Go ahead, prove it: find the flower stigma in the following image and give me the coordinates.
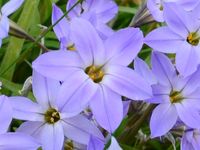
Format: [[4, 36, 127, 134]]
[[170, 91, 183, 103], [85, 65, 104, 83], [44, 108, 60, 124], [187, 32, 200, 46]]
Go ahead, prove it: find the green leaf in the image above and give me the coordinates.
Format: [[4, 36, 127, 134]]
[[0, 0, 40, 80], [119, 6, 137, 14], [0, 77, 22, 94]]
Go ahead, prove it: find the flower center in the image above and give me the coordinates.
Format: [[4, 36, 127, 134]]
[[187, 32, 200, 46], [85, 65, 104, 83], [44, 108, 60, 124], [170, 91, 183, 103]]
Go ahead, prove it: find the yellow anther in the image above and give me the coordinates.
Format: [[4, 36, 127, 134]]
[[44, 108, 60, 124], [50, 118, 54, 123], [170, 91, 183, 103], [187, 32, 200, 46], [67, 43, 76, 51], [85, 65, 104, 83]]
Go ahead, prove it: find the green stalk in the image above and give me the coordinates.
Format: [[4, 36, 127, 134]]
[[118, 104, 156, 145]]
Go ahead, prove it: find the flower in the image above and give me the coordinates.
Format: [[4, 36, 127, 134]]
[[0, 0, 24, 47], [52, 0, 118, 50], [33, 18, 152, 133], [0, 95, 40, 150], [181, 129, 200, 150], [10, 71, 104, 150], [145, 2, 200, 76], [147, 0, 200, 22], [146, 52, 200, 137]]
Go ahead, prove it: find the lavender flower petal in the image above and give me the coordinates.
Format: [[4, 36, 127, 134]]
[[103, 65, 152, 100], [145, 27, 185, 53], [90, 86, 123, 133], [70, 18, 106, 66], [32, 71, 60, 109], [151, 52, 176, 87], [105, 27, 143, 66], [150, 103, 178, 138], [32, 51, 83, 81], [61, 115, 104, 144], [9, 96, 44, 121], [87, 135, 104, 150], [40, 123, 64, 150], [0, 132, 40, 150], [52, 4, 70, 47], [1, 0, 24, 16], [0, 96, 12, 134]]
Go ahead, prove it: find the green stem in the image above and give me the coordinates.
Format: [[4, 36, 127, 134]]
[[118, 104, 156, 145]]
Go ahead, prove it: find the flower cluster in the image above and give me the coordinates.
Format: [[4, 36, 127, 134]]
[[1, 0, 200, 150]]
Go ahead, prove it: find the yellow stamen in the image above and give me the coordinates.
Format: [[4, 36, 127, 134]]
[[85, 65, 104, 83], [187, 32, 200, 46], [67, 43, 76, 51], [170, 91, 183, 103], [44, 108, 60, 124]]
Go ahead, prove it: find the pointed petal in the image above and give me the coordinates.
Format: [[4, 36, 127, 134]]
[[1, 0, 24, 16], [103, 65, 152, 100], [61, 79, 98, 113], [32, 50, 82, 81], [181, 67, 200, 96], [163, 2, 199, 36], [70, 18, 105, 66], [147, 84, 171, 103], [62, 115, 104, 144], [183, 87, 200, 99], [0, 16, 9, 38], [123, 101, 131, 117], [176, 100, 200, 128], [0, 133, 40, 150], [178, 0, 200, 11], [176, 45, 199, 77], [95, 23, 114, 40], [52, 4, 69, 46], [151, 51, 176, 87], [90, 0, 118, 23], [87, 135, 105, 150], [108, 137, 122, 150], [40, 123, 64, 150], [150, 103, 178, 138], [32, 71, 60, 109], [145, 27, 184, 53], [67, 0, 117, 23], [147, 0, 164, 22], [181, 132, 194, 150], [66, 0, 82, 18], [56, 70, 92, 112], [9, 96, 44, 121], [105, 27, 143, 66], [0, 96, 12, 134], [90, 86, 123, 133], [17, 121, 45, 137], [134, 57, 157, 85]]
